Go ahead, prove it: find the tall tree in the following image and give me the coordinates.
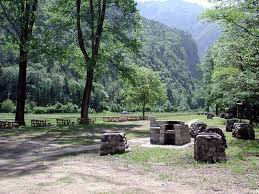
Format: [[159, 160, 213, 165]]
[[0, 0, 38, 125], [74, 0, 139, 122]]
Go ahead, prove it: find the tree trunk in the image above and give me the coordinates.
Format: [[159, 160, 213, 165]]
[[80, 70, 94, 123], [215, 104, 219, 116], [15, 47, 28, 126]]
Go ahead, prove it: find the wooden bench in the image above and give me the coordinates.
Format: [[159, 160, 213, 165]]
[[31, 119, 50, 127], [0, 121, 19, 129]]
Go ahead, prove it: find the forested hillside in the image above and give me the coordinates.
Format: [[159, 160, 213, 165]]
[[0, 17, 200, 113], [137, 0, 220, 57]]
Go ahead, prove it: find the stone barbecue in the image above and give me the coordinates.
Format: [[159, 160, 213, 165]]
[[100, 132, 130, 155], [150, 117, 191, 146]]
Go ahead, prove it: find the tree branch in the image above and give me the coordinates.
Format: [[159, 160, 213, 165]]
[[76, 0, 90, 62]]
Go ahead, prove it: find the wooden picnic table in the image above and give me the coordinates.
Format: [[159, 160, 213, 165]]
[[0, 121, 19, 129], [31, 119, 50, 127], [56, 118, 74, 126], [77, 118, 95, 124]]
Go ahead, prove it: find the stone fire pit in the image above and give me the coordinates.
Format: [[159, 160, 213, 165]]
[[150, 117, 191, 146]]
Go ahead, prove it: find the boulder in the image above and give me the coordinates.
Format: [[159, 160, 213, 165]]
[[194, 132, 226, 163], [219, 113, 225, 118], [205, 127, 227, 148], [225, 119, 239, 132], [100, 132, 130, 155], [189, 122, 207, 138], [232, 123, 255, 140], [207, 113, 214, 119]]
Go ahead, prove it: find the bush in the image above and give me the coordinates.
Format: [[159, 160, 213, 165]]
[[33, 107, 47, 114], [31, 102, 80, 114], [61, 103, 78, 113], [1, 99, 15, 113], [89, 108, 96, 114]]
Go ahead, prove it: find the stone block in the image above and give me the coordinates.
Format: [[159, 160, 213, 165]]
[[194, 132, 226, 163], [225, 119, 239, 132], [232, 123, 255, 140], [100, 132, 130, 155], [205, 127, 227, 148], [189, 122, 207, 138]]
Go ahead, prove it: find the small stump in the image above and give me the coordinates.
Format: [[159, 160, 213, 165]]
[[225, 119, 239, 132], [207, 113, 214, 119], [194, 133, 226, 163], [232, 123, 255, 140], [100, 132, 130, 155], [189, 122, 207, 138], [205, 127, 227, 148]]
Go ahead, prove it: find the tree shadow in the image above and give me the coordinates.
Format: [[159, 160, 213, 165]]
[[0, 122, 147, 179]]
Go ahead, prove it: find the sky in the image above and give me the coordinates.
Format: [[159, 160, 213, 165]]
[[137, 0, 214, 8]]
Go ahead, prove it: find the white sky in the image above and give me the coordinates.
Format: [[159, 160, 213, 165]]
[[137, 0, 214, 8]]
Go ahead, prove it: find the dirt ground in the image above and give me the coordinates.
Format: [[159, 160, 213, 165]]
[[0, 121, 258, 194]]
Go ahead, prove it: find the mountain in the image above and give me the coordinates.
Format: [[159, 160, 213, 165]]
[[134, 18, 200, 110], [137, 0, 220, 57]]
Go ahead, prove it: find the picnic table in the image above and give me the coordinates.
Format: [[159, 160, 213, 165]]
[[78, 118, 95, 124], [56, 118, 74, 126], [0, 121, 19, 129], [31, 119, 50, 127]]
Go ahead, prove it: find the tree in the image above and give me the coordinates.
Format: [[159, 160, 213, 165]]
[[124, 65, 167, 118], [74, 0, 139, 122], [201, 0, 259, 121], [0, 0, 38, 125]]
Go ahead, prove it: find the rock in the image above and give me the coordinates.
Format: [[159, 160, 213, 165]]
[[194, 132, 226, 163], [232, 123, 255, 140], [100, 132, 130, 155], [207, 113, 214, 119], [189, 122, 207, 138], [225, 119, 239, 132], [219, 113, 225, 118], [205, 127, 227, 148]]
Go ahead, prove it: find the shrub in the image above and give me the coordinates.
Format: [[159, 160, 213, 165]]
[[89, 108, 96, 114], [54, 102, 63, 112], [61, 103, 78, 113], [1, 99, 15, 113], [33, 107, 47, 114]]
